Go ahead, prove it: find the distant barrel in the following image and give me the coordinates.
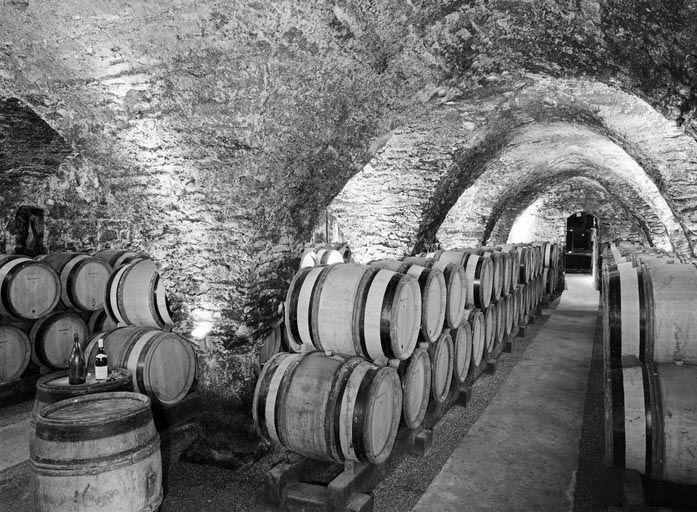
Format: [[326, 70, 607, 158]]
[[465, 309, 485, 368], [451, 321, 472, 384], [93, 249, 149, 268], [428, 332, 454, 405], [401, 257, 466, 329], [397, 347, 431, 430], [371, 260, 446, 343]]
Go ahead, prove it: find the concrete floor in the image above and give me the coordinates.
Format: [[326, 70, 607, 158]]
[[413, 274, 598, 512], [0, 274, 613, 512]]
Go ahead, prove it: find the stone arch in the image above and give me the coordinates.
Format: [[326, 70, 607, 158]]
[[488, 177, 655, 248], [0, 97, 72, 253], [328, 76, 697, 262], [438, 122, 679, 251]]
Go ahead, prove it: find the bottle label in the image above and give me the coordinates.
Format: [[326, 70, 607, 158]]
[[95, 365, 108, 380]]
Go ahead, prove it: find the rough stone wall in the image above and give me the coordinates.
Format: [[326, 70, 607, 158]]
[[488, 178, 648, 246], [2, 0, 697, 461]]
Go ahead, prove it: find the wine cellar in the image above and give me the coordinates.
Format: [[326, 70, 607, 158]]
[[1, 3, 697, 512]]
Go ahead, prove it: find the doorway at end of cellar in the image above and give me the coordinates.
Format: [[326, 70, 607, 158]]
[[565, 212, 597, 274]]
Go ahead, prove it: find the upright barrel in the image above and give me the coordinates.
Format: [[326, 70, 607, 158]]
[[31, 392, 162, 512], [371, 260, 446, 343], [397, 347, 431, 430], [254, 351, 402, 463], [84, 327, 196, 405], [29, 313, 88, 370], [401, 257, 466, 329], [0, 255, 60, 320], [285, 263, 421, 361], [104, 259, 174, 329], [606, 364, 697, 484], [32, 369, 133, 422], [0, 324, 31, 383], [40, 252, 111, 312]]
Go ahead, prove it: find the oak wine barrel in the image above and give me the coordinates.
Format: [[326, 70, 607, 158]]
[[30, 392, 162, 512], [420, 250, 493, 309], [40, 252, 112, 311], [300, 245, 352, 268], [0, 255, 60, 320], [371, 260, 446, 343], [401, 257, 466, 329], [86, 309, 118, 333], [511, 287, 521, 327], [605, 364, 697, 484], [641, 263, 697, 365], [0, 324, 31, 383], [483, 251, 504, 302], [502, 295, 514, 339], [494, 299, 505, 345], [428, 332, 454, 405], [397, 347, 431, 429], [32, 369, 133, 422], [451, 321, 472, 384], [29, 313, 88, 370], [84, 327, 196, 405], [465, 309, 484, 368], [254, 351, 402, 463], [499, 245, 522, 292], [483, 303, 496, 354], [285, 263, 421, 361], [104, 258, 174, 329], [93, 249, 149, 269]]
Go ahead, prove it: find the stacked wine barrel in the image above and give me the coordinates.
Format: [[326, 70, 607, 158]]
[[0, 248, 196, 411], [601, 241, 697, 484], [255, 241, 563, 465]]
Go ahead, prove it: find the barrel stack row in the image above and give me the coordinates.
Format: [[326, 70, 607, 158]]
[[0, 249, 196, 409], [253, 241, 563, 465], [601, 242, 697, 485]]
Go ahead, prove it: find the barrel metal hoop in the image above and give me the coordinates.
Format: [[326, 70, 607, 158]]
[[308, 265, 334, 352], [353, 266, 381, 359], [136, 333, 165, 402], [607, 272, 622, 369], [351, 367, 379, 462], [35, 409, 153, 442], [641, 267, 655, 364], [31, 435, 160, 475], [273, 353, 304, 448], [647, 363, 665, 479], [285, 266, 313, 349], [637, 267, 647, 363], [253, 354, 285, 439], [380, 273, 403, 359], [611, 367, 626, 467], [327, 357, 362, 462]]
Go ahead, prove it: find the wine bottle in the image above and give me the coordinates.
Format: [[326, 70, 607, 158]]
[[68, 333, 86, 385], [95, 338, 108, 381]]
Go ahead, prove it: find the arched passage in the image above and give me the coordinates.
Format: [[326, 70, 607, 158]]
[[328, 76, 697, 262], [487, 177, 657, 248]]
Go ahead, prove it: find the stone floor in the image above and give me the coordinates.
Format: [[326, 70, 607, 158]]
[[412, 274, 597, 512]]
